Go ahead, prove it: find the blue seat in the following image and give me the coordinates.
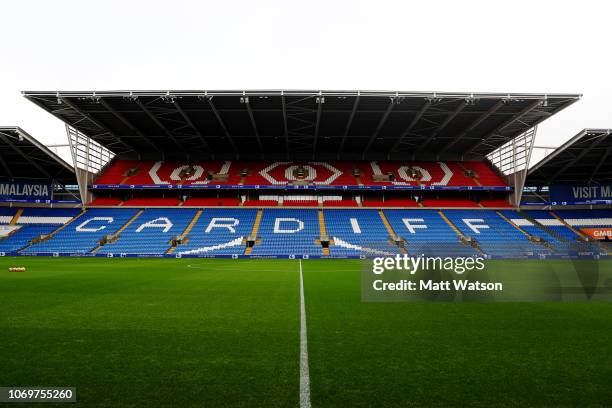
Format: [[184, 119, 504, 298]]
[[98, 208, 198, 255], [177, 208, 256, 256], [325, 209, 399, 256], [0, 208, 81, 254], [444, 210, 549, 257], [385, 209, 479, 257], [25, 208, 139, 253], [251, 209, 321, 256], [0, 224, 59, 253], [4, 207, 607, 258], [507, 210, 579, 253]]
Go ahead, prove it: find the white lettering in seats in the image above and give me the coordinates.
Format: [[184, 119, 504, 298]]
[[274, 218, 304, 233], [463, 219, 489, 234], [205, 218, 239, 233], [402, 218, 427, 234], [76, 217, 114, 232], [136, 217, 173, 233]]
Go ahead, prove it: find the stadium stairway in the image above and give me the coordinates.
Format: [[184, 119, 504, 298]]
[[325, 209, 400, 256], [244, 209, 263, 255], [318, 209, 330, 256], [437, 210, 484, 255], [167, 209, 203, 254], [449, 210, 553, 257], [383, 210, 479, 257], [438, 210, 462, 237], [442, 210, 547, 257], [378, 210, 407, 254], [22, 208, 141, 254], [549, 211, 612, 255], [9, 209, 23, 225], [97, 209, 200, 255], [518, 211, 571, 243], [515, 210, 597, 255], [47, 209, 87, 233], [18, 209, 88, 253], [378, 210, 398, 241], [250, 209, 322, 256], [92, 209, 144, 253], [1, 225, 57, 254], [549, 211, 590, 240], [555, 209, 612, 254], [176, 209, 256, 256], [458, 163, 482, 186], [497, 211, 562, 252], [7, 207, 610, 258], [496, 211, 531, 237], [0, 208, 82, 254], [354, 174, 363, 186]]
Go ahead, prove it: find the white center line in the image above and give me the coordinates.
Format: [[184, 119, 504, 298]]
[[299, 259, 311, 408]]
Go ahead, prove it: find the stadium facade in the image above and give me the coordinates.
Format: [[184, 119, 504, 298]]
[[0, 90, 610, 259]]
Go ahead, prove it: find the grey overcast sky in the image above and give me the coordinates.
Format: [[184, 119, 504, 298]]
[[0, 0, 610, 165]]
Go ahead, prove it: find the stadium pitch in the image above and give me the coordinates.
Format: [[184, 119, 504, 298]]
[[1, 257, 611, 407]]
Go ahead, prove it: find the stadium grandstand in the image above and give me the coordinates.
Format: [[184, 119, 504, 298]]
[[525, 128, 612, 206], [0, 126, 80, 254], [0, 127, 77, 199], [0, 89, 609, 258]]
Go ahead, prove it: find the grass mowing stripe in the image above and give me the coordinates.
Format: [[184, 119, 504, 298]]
[[299, 259, 312, 408], [305, 259, 612, 407], [0, 257, 300, 407]]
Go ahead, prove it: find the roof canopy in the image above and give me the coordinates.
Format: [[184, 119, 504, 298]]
[[528, 129, 612, 186], [0, 127, 75, 184], [23, 90, 580, 161]]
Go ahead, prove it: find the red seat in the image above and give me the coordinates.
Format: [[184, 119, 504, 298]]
[[243, 200, 279, 207], [282, 200, 319, 207], [95, 159, 509, 188], [463, 162, 507, 186], [322, 200, 358, 207], [362, 199, 419, 207], [480, 199, 513, 208], [123, 198, 179, 206], [94, 160, 141, 184], [89, 197, 123, 206], [182, 198, 240, 207], [421, 199, 479, 208]]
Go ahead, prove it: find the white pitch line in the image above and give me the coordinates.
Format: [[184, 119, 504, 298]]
[[299, 259, 311, 408]]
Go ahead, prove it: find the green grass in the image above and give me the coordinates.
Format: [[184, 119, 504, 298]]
[[1, 257, 611, 407], [304, 260, 612, 407], [0, 258, 299, 407]]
